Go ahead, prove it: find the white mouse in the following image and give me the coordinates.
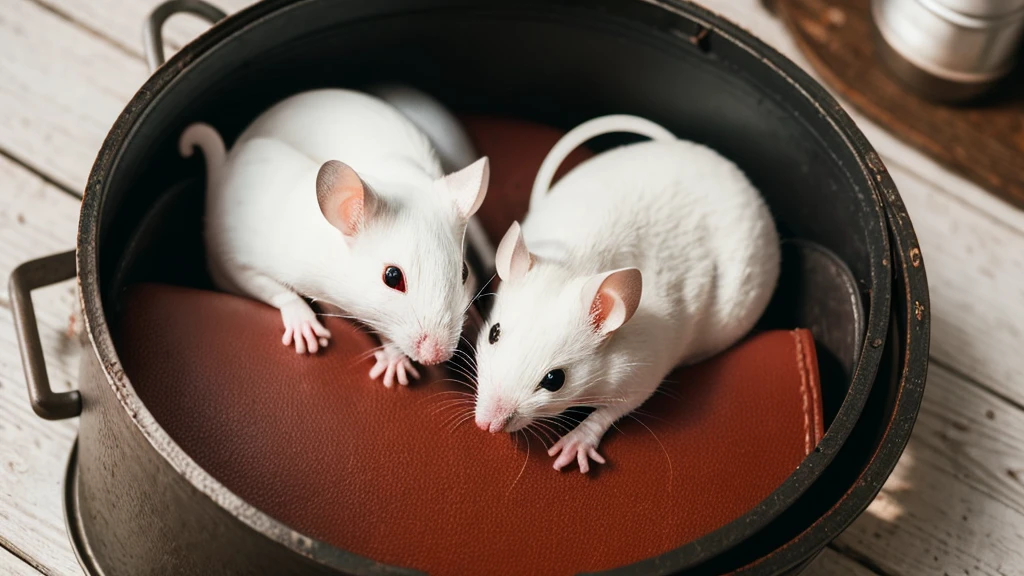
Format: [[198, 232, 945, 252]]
[[472, 115, 780, 472], [179, 88, 490, 387]]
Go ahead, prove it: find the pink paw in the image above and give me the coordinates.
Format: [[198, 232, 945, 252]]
[[548, 425, 607, 474], [369, 345, 421, 388], [280, 301, 331, 354]]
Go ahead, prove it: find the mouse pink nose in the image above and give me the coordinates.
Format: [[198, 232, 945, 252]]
[[475, 415, 507, 434], [475, 415, 491, 432], [415, 335, 448, 365], [475, 398, 512, 434]]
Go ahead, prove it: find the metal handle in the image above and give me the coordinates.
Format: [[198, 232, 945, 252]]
[[9, 251, 81, 420], [143, 0, 226, 72]]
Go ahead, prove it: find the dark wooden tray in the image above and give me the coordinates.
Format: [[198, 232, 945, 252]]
[[770, 0, 1024, 209]]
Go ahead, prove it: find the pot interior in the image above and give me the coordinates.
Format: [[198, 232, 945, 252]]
[[89, 0, 891, 571]]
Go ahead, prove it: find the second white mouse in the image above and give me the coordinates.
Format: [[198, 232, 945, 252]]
[[472, 115, 780, 472]]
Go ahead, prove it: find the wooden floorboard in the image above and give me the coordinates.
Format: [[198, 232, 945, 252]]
[[701, 0, 1024, 406], [807, 548, 880, 576], [832, 363, 1024, 576], [0, 154, 84, 575], [0, 546, 45, 576], [0, 0, 146, 193], [0, 0, 1021, 574]]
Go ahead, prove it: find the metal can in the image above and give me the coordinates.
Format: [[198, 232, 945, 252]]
[[872, 0, 1024, 101]]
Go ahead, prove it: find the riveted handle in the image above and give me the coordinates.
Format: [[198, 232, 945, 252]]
[[9, 251, 81, 420], [143, 0, 227, 72]]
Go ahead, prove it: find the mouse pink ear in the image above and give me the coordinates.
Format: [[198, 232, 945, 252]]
[[316, 160, 377, 236], [581, 268, 643, 336], [495, 221, 532, 282], [438, 156, 490, 219]]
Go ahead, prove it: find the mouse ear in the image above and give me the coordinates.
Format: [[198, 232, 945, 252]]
[[317, 160, 377, 236], [495, 221, 532, 282], [581, 268, 643, 336], [438, 156, 489, 219]]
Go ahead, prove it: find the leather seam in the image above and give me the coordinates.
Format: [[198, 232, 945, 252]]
[[792, 330, 812, 455], [807, 331, 822, 444]]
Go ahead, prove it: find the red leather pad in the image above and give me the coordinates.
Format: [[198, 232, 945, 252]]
[[114, 118, 824, 575]]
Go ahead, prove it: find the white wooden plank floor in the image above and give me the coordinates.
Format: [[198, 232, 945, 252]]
[[0, 0, 1021, 574]]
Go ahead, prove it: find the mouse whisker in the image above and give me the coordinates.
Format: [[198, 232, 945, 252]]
[[447, 411, 477, 432], [650, 386, 683, 402], [507, 430, 532, 496], [430, 401, 477, 417], [420, 389, 476, 400], [441, 407, 474, 429], [446, 364, 479, 386], [630, 408, 669, 425], [466, 274, 497, 314], [347, 349, 387, 370], [626, 413, 672, 484], [450, 348, 478, 370], [431, 376, 477, 392], [531, 421, 559, 446]]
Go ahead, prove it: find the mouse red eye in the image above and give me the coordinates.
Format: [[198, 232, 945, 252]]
[[383, 266, 406, 292]]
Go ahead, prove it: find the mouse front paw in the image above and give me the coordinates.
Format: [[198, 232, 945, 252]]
[[280, 300, 331, 354], [368, 344, 421, 388], [548, 425, 607, 474]]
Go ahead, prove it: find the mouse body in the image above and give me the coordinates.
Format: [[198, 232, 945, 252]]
[[473, 115, 780, 472], [180, 88, 490, 387]]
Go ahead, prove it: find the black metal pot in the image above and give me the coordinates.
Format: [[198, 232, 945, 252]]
[[8, 0, 925, 574]]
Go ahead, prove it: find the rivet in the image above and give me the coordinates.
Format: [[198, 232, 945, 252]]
[[910, 247, 921, 267]]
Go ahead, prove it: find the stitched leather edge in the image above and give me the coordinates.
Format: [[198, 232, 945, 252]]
[[791, 330, 812, 455]]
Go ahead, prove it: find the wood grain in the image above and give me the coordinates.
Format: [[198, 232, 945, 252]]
[[705, 1, 1024, 231], [0, 154, 84, 576], [805, 548, 877, 576], [775, 0, 1024, 211], [699, 0, 1024, 405], [0, 0, 146, 192], [833, 362, 1024, 575], [35, 0, 257, 60], [0, 546, 44, 576]]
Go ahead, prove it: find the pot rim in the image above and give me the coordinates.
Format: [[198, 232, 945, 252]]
[[76, 0, 898, 573], [734, 163, 931, 575]]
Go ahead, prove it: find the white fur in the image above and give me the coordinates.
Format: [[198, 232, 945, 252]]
[[475, 115, 780, 472], [371, 84, 496, 277], [181, 89, 486, 372]]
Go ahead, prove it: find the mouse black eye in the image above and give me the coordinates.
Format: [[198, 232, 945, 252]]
[[462, 261, 469, 284], [539, 369, 565, 392], [488, 323, 501, 344], [383, 266, 406, 293]]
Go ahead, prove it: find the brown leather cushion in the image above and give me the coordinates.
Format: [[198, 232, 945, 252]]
[[114, 117, 824, 575]]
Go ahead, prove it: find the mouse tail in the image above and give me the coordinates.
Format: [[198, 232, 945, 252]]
[[530, 115, 676, 212], [179, 122, 226, 191]]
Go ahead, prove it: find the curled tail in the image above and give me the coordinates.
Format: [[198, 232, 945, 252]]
[[179, 122, 226, 191], [530, 115, 677, 211]]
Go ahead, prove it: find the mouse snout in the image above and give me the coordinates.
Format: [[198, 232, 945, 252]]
[[414, 334, 450, 366], [475, 397, 514, 434]]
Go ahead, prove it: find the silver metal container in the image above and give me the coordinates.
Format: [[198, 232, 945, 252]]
[[872, 0, 1024, 101]]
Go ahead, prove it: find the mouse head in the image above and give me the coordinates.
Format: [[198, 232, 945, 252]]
[[474, 222, 642, 434], [316, 157, 489, 365]]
